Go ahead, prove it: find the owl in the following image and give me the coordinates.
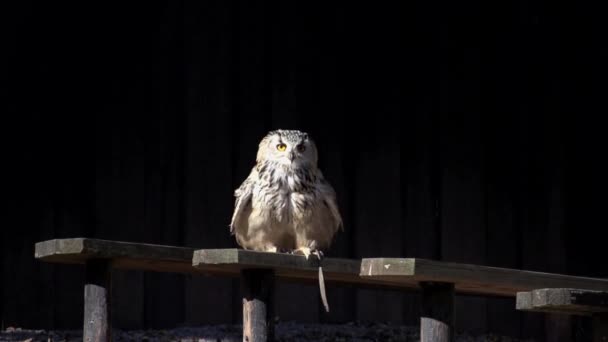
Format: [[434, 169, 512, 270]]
[[229, 129, 343, 259]]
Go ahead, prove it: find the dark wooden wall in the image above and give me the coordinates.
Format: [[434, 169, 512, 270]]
[[4, 1, 608, 340]]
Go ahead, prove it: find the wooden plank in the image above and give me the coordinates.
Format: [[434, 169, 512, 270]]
[[516, 288, 608, 316], [35, 238, 197, 274], [420, 282, 454, 342], [39, 239, 608, 303], [361, 258, 608, 297], [517, 289, 608, 342], [83, 259, 111, 342], [194, 249, 423, 295], [38, 240, 397, 291], [193, 249, 366, 285], [38, 238, 187, 328], [241, 269, 275, 342], [38, 240, 393, 291]]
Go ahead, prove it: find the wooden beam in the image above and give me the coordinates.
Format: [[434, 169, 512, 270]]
[[420, 282, 454, 342], [516, 288, 608, 316], [241, 269, 275, 342], [361, 258, 608, 297], [516, 289, 608, 342], [35, 238, 197, 274], [37, 240, 398, 291], [192, 249, 374, 287], [84, 259, 111, 342], [37, 239, 608, 299]]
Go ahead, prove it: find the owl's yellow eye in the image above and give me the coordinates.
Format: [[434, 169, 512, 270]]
[[276, 143, 287, 152]]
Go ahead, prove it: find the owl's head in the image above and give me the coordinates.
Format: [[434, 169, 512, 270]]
[[256, 129, 318, 168]]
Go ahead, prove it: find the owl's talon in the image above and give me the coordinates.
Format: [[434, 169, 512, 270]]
[[293, 247, 312, 260]]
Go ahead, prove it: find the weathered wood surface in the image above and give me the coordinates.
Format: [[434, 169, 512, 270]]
[[420, 282, 454, 342], [38, 240, 385, 290], [361, 258, 608, 297], [83, 259, 111, 342], [241, 270, 275, 342], [37, 240, 396, 291], [35, 238, 197, 274], [192, 249, 375, 287], [516, 288, 608, 316]]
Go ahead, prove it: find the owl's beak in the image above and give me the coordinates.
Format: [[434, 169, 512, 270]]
[[289, 152, 296, 162]]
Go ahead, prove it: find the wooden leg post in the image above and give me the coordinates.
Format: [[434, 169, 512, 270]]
[[84, 259, 112, 342], [420, 281, 454, 342], [241, 269, 275, 342], [594, 314, 608, 342]]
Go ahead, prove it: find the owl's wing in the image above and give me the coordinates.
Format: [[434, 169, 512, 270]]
[[319, 178, 343, 232], [229, 168, 257, 235]]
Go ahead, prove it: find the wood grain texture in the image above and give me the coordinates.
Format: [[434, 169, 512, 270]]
[[83, 259, 111, 342], [361, 258, 608, 296], [241, 270, 275, 342], [516, 288, 608, 316], [35, 238, 197, 274], [193, 249, 373, 287], [37, 241, 399, 291], [420, 282, 454, 342], [517, 289, 608, 342]]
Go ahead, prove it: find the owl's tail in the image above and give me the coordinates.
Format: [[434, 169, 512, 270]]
[[318, 266, 330, 313]]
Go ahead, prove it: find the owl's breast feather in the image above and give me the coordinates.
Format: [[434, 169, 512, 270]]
[[255, 167, 316, 222]]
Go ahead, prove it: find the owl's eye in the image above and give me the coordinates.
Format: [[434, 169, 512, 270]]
[[297, 144, 306, 152], [276, 143, 287, 152]]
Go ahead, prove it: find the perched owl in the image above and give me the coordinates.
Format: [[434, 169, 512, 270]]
[[229, 129, 343, 259]]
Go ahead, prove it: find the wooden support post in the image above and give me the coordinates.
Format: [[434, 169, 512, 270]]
[[241, 269, 275, 342], [420, 281, 454, 342], [594, 314, 608, 342], [84, 259, 112, 342]]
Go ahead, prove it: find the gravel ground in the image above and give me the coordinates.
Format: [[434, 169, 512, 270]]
[[1, 323, 536, 342]]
